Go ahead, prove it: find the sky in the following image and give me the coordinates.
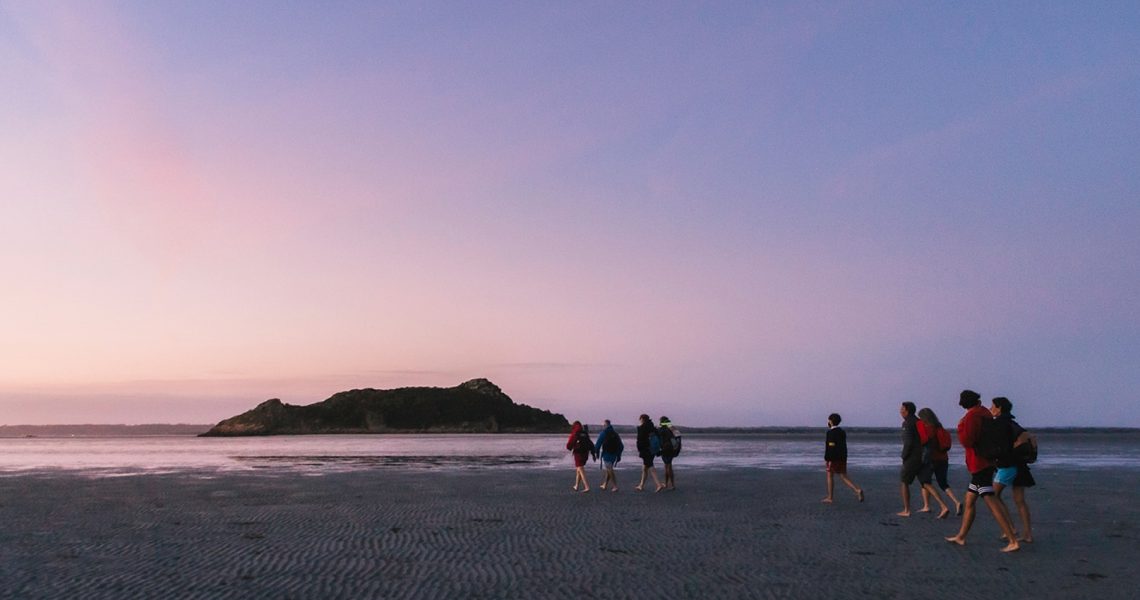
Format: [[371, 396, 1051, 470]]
[[1, 1, 1137, 427]]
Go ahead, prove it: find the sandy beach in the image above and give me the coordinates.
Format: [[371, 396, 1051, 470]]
[[1, 466, 1136, 599]]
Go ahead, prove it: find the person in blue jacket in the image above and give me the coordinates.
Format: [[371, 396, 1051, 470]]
[[595, 419, 624, 492]]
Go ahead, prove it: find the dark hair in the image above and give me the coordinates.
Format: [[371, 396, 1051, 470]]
[[959, 389, 981, 408], [828, 413, 842, 426], [639, 414, 649, 422], [992, 397, 1014, 419], [901, 402, 916, 416], [917, 407, 942, 430]]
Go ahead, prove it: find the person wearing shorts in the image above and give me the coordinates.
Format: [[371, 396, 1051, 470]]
[[822, 413, 863, 504], [594, 419, 623, 492], [897, 402, 922, 517], [945, 390, 1020, 552], [634, 414, 664, 492], [990, 396, 1037, 544]]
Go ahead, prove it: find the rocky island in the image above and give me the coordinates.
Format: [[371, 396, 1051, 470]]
[[200, 378, 569, 436]]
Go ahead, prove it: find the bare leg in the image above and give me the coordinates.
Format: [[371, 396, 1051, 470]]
[[839, 474, 863, 501], [944, 487, 963, 515], [1013, 486, 1033, 542], [993, 483, 1016, 538], [897, 482, 912, 517], [922, 483, 951, 518], [983, 491, 1020, 552], [575, 466, 590, 492], [919, 486, 931, 512], [823, 472, 835, 503], [650, 466, 664, 491], [946, 492, 979, 544], [608, 468, 618, 492], [664, 464, 675, 489]]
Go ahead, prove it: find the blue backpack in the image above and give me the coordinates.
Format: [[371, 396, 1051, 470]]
[[648, 431, 662, 456]]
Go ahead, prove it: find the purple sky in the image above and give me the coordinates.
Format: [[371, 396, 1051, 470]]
[[1, 2, 1137, 427]]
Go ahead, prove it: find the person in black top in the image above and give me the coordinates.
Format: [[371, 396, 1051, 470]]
[[634, 414, 665, 492], [823, 413, 864, 503]]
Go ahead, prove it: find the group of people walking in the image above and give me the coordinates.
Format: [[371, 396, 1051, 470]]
[[565, 414, 681, 493], [824, 390, 1038, 552]]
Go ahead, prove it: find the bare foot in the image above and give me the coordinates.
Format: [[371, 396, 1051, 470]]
[[937, 508, 950, 519], [581, 488, 590, 493], [945, 536, 965, 546], [896, 511, 911, 517], [610, 487, 619, 493], [955, 503, 963, 516], [634, 486, 643, 492], [571, 486, 578, 492], [655, 484, 666, 492], [1018, 536, 1033, 543], [857, 489, 865, 502], [821, 498, 834, 504], [599, 484, 607, 490], [1000, 541, 1020, 553], [918, 507, 932, 513]]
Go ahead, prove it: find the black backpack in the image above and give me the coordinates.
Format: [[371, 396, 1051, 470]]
[[976, 417, 1008, 460], [658, 426, 680, 457], [601, 430, 621, 454], [573, 430, 592, 453]]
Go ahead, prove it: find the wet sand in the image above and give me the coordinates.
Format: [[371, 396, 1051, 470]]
[[1, 466, 1136, 599]]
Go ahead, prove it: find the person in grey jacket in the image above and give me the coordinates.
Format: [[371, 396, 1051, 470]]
[[898, 402, 923, 517]]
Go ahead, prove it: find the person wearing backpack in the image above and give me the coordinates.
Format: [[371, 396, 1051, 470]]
[[917, 407, 963, 516], [658, 416, 681, 491], [913, 407, 952, 519], [566, 421, 597, 493], [594, 419, 624, 492], [990, 397, 1036, 544], [945, 390, 1020, 552], [634, 414, 665, 492]]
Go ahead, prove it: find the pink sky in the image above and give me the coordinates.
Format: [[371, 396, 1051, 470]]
[[2, 2, 1137, 426]]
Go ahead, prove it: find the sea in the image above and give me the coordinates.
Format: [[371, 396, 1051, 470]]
[[1, 430, 1138, 477]]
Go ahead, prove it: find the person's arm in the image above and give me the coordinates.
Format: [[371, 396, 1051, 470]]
[[825, 428, 837, 461]]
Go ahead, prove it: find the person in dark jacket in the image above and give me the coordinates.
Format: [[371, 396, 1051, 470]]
[[990, 397, 1036, 543], [898, 402, 923, 517], [634, 414, 664, 492], [822, 413, 864, 504]]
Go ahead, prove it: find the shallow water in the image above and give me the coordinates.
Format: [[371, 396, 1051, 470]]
[[1, 430, 1137, 476]]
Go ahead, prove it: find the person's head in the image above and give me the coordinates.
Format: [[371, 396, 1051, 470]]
[[900, 402, 916, 417], [581, 423, 590, 433], [991, 397, 1014, 418], [572, 420, 581, 428], [959, 389, 981, 409], [917, 407, 942, 429], [639, 414, 650, 424], [828, 413, 842, 427], [603, 419, 611, 428], [659, 416, 671, 426]]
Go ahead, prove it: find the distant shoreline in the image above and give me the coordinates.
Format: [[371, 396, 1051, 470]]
[[3, 424, 1138, 438]]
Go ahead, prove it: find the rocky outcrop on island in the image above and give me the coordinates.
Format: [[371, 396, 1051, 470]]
[[200, 379, 569, 436]]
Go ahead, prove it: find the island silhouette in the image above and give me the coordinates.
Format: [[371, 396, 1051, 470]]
[[200, 378, 569, 436]]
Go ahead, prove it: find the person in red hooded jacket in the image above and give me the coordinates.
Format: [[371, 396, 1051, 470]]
[[945, 390, 1020, 552]]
